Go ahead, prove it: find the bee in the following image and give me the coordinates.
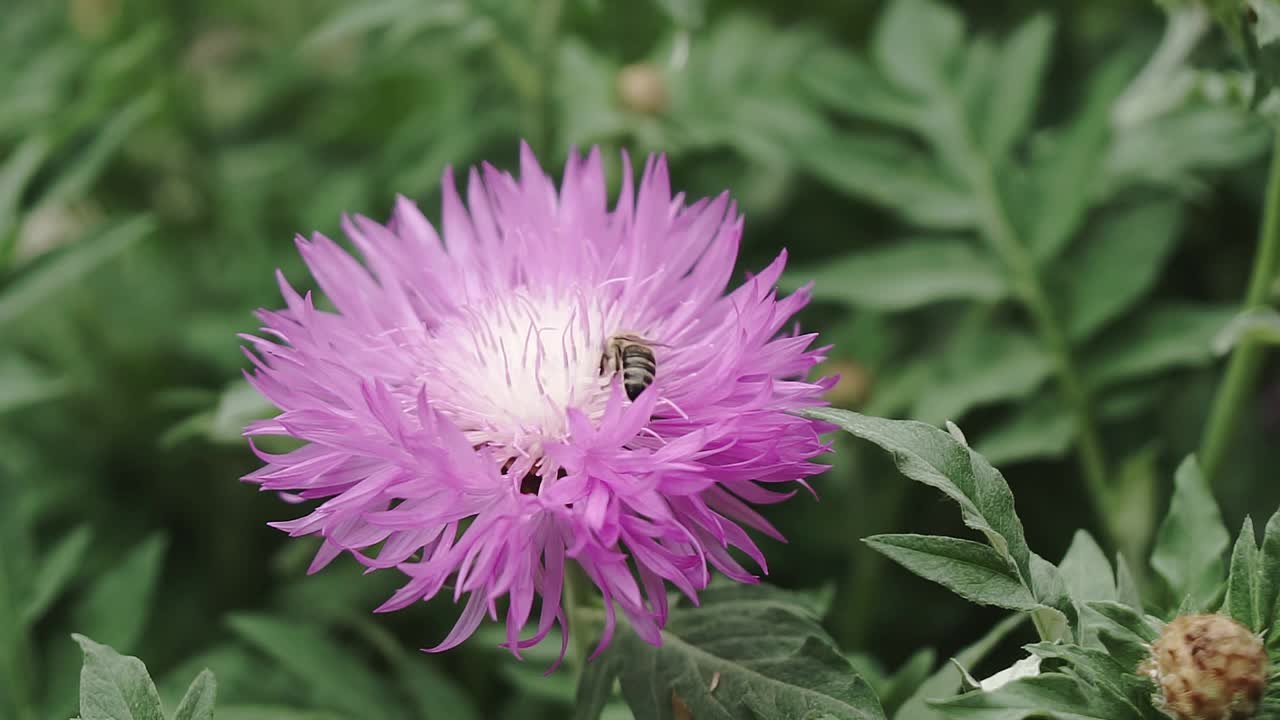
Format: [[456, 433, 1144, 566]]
[[600, 333, 659, 400]]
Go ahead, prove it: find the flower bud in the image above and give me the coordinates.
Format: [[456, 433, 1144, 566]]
[[616, 63, 669, 116], [818, 360, 873, 409], [1142, 614, 1268, 720]]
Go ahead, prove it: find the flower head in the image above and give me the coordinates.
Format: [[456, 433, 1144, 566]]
[[1142, 614, 1268, 720], [241, 144, 832, 663]]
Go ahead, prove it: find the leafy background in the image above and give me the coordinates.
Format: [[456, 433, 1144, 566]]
[[3, 0, 1279, 718]]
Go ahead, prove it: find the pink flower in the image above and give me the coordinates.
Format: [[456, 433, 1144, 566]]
[[240, 144, 832, 664]]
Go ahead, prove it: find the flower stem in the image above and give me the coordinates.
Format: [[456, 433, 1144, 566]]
[[562, 562, 594, 681], [527, 0, 566, 156], [971, 164, 1115, 547], [1199, 127, 1280, 484]]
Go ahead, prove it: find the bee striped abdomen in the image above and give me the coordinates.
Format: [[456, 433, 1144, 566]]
[[620, 344, 656, 400]]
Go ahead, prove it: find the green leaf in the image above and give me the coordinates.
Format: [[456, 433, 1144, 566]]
[[871, 0, 964, 96], [974, 396, 1074, 466], [1087, 601, 1159, 671], [226, 614, 404, 720], [574, 652, 625, 720], [74, 634, 164, 720], [1114, 554, 1143, 611], [1058, 531, 1116, 605], [1150, 456, 1229, 612], [803, 46, 925, 128], [912, 329, 1051, 425], [71, 534, 168, 651], [880, 649, 937, 716], [929, 673, 1112, 719], [597, 583, 886, 720], [39, 92, 158, 207], [980, 15, 1053, 162], [894, 614, 1026, 720], [0, 353, 69, 415], [46, 535, 169, 715], [865, 535, 1036, 611], [1027, 554, 1077, 643], [172, 670, 217, 720], [1224, 517, 1262, 630], [1257, 510, 1280, 650], [22, 524, 92, 625], [1212, 307, 1280, 354], [1021, 644, 1142, 719], [788, 239, 1006, 312], [1026, 57, 1133, 264], [0, 215, 154, 329], [0, 136, 51, 264], [1085, 304, 1236, 389], [799, 133, 976, 230], [1059, 201, 1183, 341], [802, 408, 1032, 584], [214, 708, 346, 720], [1058, 531, 1116, 648]]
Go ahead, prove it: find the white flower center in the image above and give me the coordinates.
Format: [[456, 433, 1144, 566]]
[[416, 286, 623, 462]]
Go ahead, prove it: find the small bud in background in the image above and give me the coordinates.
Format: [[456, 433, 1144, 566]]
[[1142, 614, 1268, 720], [68, 0, 120, 39], [15, 201, 99, 265], [616, 63, 669, 115], [817, 359, 873, 409]]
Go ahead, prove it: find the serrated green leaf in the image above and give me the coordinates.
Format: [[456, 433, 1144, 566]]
[[894, 614, 1026, 720], [1059, 201, 1183, 341], [74, 634, 164, 720], [598, 583, 886, 720], [172, 670, 217, 720], [1021, 643, 1142, 719], [981, 15, 1053, 162], [1224, 516, 1262, 630], [22, 524, 92, 625], [787, 239, 1006, 312], [0, 215, 154, 329], [803, 46, 925, 128], [866, 535, 1035, 611], [1085, 304, 1236, 389], [912, 329, 1051, 426], [801, 408, 1032, 585], [928, 673, 1112, 719], [1088, 601, 1159, 671], [1150, 457, 1229, 612], [227, 614, 404, 720], [799, 133, 976, 230], [871, 0, 964, 97], [1026, 57, 1133, 264]]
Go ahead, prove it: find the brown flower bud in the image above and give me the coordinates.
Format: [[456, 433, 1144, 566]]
[[616, 63, 669, 116], [816, 360, 873, 409], [1142, 614, 1268, 720]]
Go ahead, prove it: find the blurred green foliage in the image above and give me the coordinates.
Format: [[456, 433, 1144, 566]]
[[4, 0, 1280, 717]]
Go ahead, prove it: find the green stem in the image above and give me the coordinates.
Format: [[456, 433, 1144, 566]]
[[527, 0, 566, 156], [971, 164, 1115, 546], [562, 563, 593, 681], [1200, 127, 1280, 483]]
